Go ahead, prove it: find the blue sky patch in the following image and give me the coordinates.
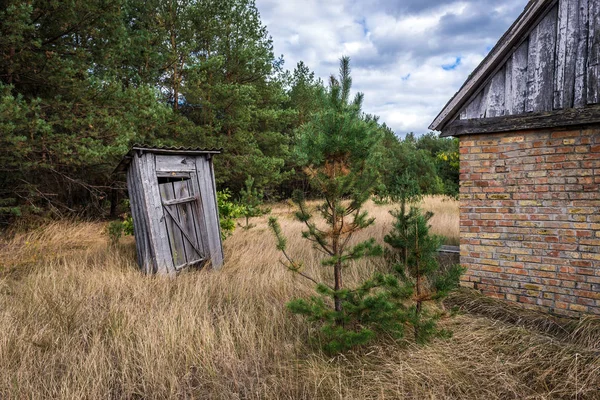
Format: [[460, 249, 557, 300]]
[[356, 17, 369, 36], [442, 57, 462, 71]]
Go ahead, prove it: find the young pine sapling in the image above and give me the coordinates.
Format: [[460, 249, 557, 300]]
[[269, 57, 398, 352], [238, 176, 270, 230], [384, 206, 464, 343]]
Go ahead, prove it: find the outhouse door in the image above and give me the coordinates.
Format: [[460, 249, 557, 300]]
[[157, 172, 207, 270]]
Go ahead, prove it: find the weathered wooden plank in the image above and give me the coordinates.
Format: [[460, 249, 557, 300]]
[[162, 195, 196, 206], [587, 0, 600, 104], [526, 5, 559, 113], [156, 172, 190, 179], [553, 0, 569, 109], [460, 91, 483, 119], [137, 153, 174, 275], [133, 156, 158, 273], [442, 104, 600, 137], [554, 0, 580, 109], [485, 67, 506, 117], [188, 169, 211, 267], [504, 56, 514, 113], [509, 41, 530, 115], [478, 84, 492, 118], [439, 245, 460, 255], [155, 155, 196, 173], [526, 22, 540, 112], [173, 179, 204, 265], [160, 182, 187, 267], [430, 0, 559, 130], [132, 147, 221, 156], [207, 156, 224, 268], [129, 157, 154, 273], [126, 166, 143, 267], [195, 157, 224, 269], [575, 0, 589, 107]]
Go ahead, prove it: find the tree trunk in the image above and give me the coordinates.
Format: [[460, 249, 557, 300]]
[[332, 198, 343, 315], [334, 260, 343, 313], [414, 221, 421, 339], [109, 187, 118, 218]]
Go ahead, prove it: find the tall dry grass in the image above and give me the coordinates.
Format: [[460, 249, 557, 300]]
[[0, 197, 599, 399]]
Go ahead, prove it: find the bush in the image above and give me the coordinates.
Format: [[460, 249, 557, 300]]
[[217, 189, 244, 240]]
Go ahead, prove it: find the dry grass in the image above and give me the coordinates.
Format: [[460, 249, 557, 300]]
[[420, 196, 460, 246], [0, 197, 599, 399]]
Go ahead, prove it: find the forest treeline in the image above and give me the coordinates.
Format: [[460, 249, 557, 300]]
[[0, 0, 458, 224]]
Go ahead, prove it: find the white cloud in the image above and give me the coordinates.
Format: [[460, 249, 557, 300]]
[[256, 0, 527, 135]]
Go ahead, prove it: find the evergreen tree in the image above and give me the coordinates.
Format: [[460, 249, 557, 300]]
[[0, 0, 192, 220], [179, 0, 294, 194], [269, 57, 394, 352], [384, 206, 464, 343], [238, 176, 269, 229]]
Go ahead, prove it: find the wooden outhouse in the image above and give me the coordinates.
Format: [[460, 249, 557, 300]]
[[116, 145, 224, 274], [431, 0, 600, 316]]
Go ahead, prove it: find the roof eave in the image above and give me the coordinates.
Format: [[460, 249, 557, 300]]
[[429, 0, 556, 133], [113, 144, 223, 174]]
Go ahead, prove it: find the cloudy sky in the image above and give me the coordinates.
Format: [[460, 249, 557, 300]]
[[254, 0, 528, 136]]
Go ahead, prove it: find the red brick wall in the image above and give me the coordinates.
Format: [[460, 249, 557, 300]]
[[459, 127, 600, 316]]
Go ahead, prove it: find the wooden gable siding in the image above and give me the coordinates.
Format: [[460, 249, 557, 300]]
[[458, 0, 600, 122]]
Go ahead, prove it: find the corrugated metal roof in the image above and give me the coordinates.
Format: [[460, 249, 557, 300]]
[[114, 144, 222, 173]]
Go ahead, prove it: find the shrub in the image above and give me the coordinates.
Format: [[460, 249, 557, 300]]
[[217, 189, 244, 240]]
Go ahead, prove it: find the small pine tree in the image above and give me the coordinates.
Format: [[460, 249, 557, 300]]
[[384, 206, 464, 343], [269, 57, 395, 353], [238, 176, 270, 230]]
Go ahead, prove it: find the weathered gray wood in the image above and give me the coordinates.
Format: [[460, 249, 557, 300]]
[[129, 157, 154, 273], [155, 155, 197, 173], [173, 179, 204, 265], [159, 182, 187, 267], [127, 166, 143, 267], [575, 0, 590, 107], [439, 245, 460, 255], [195, 157, 224, 269], [526, 5, 558, 113], [504, 56, 514, 114], [430, 0, 559, 130], [132, 147, 221, 156], [587, 0, 600, 104], [190, 168, 213, 266], [137, 153, 174, 275], [442, 104, 600, 137], [460, 91, 483, 119], [207, 157, 224, 268], [485, 67, 506, 117], [554, 0, 581, 109], [554, 0, 569, 109], [156, 172, 191, 179], [122, 147, 223, 274], [162, 204, 204, 259], [526, 20, 539, 113], [509, 41, 530, 115], [162, 195, 196, 206], [479, 81, 492, 118]]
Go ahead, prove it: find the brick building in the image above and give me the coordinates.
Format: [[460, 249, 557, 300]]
[[431, 0, 600, 316]]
